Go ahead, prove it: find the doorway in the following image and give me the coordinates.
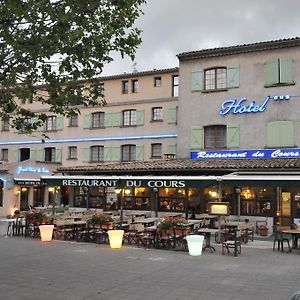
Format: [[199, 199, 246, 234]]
[[20, 187, 29, 211], [276, 188, 291, 227]]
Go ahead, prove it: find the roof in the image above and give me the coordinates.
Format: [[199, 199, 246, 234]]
[[177, 37, 300, 61], [57, 158, 300, 175]]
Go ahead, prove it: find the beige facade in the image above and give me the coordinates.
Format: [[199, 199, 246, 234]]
[[0, 68, 178, 216]]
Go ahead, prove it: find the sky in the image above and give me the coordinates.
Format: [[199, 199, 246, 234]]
[[102, 0, 300, 76]]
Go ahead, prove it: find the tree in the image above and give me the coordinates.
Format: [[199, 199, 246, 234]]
[[0, 0, 146, 132]]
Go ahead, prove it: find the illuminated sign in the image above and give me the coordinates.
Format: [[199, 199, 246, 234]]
[[220, 95, 290, 116], [191, 148, 300, 160], [16, 166, 50, 175]]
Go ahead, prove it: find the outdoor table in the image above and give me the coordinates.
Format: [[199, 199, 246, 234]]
[[197, 228, 219, 253], [281, 228, 300, 249], [133, 217, 158, 227], [187, 219, 202, 230]]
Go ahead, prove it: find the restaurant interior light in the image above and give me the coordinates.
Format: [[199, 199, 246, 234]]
[[115, 188, 122, 194]]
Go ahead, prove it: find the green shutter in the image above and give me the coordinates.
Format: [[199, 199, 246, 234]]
[[280, 58, 293, 84], [36, 149, 44, 162], [190, 126, 203, 149], [82, 147, 90, 162], [12, 149, 19, 162], [191, 70, 203, 91], [227, 124, 240, 148], [56, 116, 64, 130], [265, 59, 279, 86], [267, 121, 294, 147], [55, 148, 62, 163], [136, 109, 144, 125], [104, 146, 111, 162], [111, 146, 120, 162], [167, 144, 176, 155], [227, 65, 239, 88], [30, 149, 36, 160], [83, 113, 91, 129], [136, 144, 144, 161], [167, 107, 177, 124], [31, 117, 44, 132], [112, 111, 121, 127], [104, 112, 112, 128]]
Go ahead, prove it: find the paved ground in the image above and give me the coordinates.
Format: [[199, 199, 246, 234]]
[[0, 236, 299, 300]]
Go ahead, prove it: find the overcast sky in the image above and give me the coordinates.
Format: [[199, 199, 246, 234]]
[[102, 0, 300, 76]]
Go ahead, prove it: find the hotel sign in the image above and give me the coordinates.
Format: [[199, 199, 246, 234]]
[[220, 95, 290, 116], [191, 148, 300, 160]]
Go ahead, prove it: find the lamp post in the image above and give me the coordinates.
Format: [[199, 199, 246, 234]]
[[115, 188, 123, 223]]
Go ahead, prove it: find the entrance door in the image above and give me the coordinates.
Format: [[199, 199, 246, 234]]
[[277, 189, 291, 227], [20, 187, 29, 211]]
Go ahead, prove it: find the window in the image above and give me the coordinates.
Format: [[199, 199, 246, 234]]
[[68, 114, 78, 127], [172, 75, 179, 97], [1, 149, 8, 161], [68, 146, 77, 159], [123, 109, 136, 126], [204, 125, 226, 149], [265, 58, 294, 86], [97, 82, 105, 96], [152, 107, 163, 121], [122, 80, 129, 94], [204, 68, 227, 91], [91, 112, 105, 128], [20, 148, 30, 161], [151, 143, 162, 158], [1, 120, 9, 131], [121, 145, 136, 162], [46, 116, 56, 131], [132, 79, 138, 93], [91, 146, 104, 162], [45, 147, 56, 162], [154, 76, 162, 87], [19, 118, 31, 133]]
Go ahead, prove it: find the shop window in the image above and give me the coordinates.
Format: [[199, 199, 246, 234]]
[[158, 188, 185, 212], [122, 109, 136, 126], [204, 125, 226, 149], [121, 144, 136, 162]]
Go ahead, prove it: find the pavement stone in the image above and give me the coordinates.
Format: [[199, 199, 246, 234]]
[[0, 236, 299, 300]]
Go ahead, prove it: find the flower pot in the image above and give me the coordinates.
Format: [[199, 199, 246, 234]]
[[258, 226, 268, 236], [107, 230, 124, 249], [39, 225, 54, 242]]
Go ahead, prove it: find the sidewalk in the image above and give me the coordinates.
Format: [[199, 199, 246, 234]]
[[0, 236, 299, 300]]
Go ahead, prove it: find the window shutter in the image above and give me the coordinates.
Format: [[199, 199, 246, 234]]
[[280, 121, 294, 146], [265, 59, 279, 86], [30, 149, 36, 160], [36, 149, 44, 162], [82, 147, 90, 162], [12, 149, 19, 162], [104, 112, 112, 128], [136, 145, 144, 161], [104, 146, 111, 162], [227, 65, 240, 88], [112, 111, 122, 127], [167, 144, 176, 155], [111, 146, 120, 162], [191, 69, 203, 91], [190, 126, 203, 149], [280, 59, 293, 84], [167, 107, 177, 124], [31, 117, 44, 132], [226, 124, 240, 148], [56, 116, 64, 130], [55, 148, 62, 163], [136, 109, 144, 125], [83, 113, 91, 129]]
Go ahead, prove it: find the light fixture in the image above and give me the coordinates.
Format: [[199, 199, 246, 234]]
[[107, 230, 124, 249], [124, 189, 131, 195], [21, 187, 27, 192], [39, 225, 54, 242], [208, 202, 230, 216], [48, 187, 54, 193], [115, 188, 122, 194]]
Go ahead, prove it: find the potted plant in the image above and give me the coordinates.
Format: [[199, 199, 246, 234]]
[[25, 210, 49, 225], [174, 219, 190, 235], [157, 218, 174, 236], [88, 214, 114, 229]]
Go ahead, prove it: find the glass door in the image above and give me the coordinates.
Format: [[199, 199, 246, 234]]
[[276, 189, 291, 227]]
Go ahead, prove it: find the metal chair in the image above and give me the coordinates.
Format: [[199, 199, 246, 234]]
[[272, 226, 291, 253]]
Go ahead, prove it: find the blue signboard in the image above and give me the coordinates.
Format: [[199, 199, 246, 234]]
[[191, 148, 300, 160]]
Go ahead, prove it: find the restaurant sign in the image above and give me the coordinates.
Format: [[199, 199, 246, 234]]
[[191, 148, 300, 160]]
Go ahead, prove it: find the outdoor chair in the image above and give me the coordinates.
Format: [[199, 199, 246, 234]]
[[272, 226, 292, 253], [221, 226, 242, 256]]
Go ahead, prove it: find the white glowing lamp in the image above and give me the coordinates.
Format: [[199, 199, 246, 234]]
[[39, 225, 54, 242], [186, 235, 204, 256], [107, 230, 124, 249]]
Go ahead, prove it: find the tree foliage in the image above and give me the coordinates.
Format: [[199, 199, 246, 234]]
[[0, 0, 146, 132]]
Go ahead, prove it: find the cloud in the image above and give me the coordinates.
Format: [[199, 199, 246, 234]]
[[102, 0, 300, 76]]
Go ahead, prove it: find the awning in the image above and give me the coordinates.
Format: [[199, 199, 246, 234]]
[[41, 175, 218, 189]]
